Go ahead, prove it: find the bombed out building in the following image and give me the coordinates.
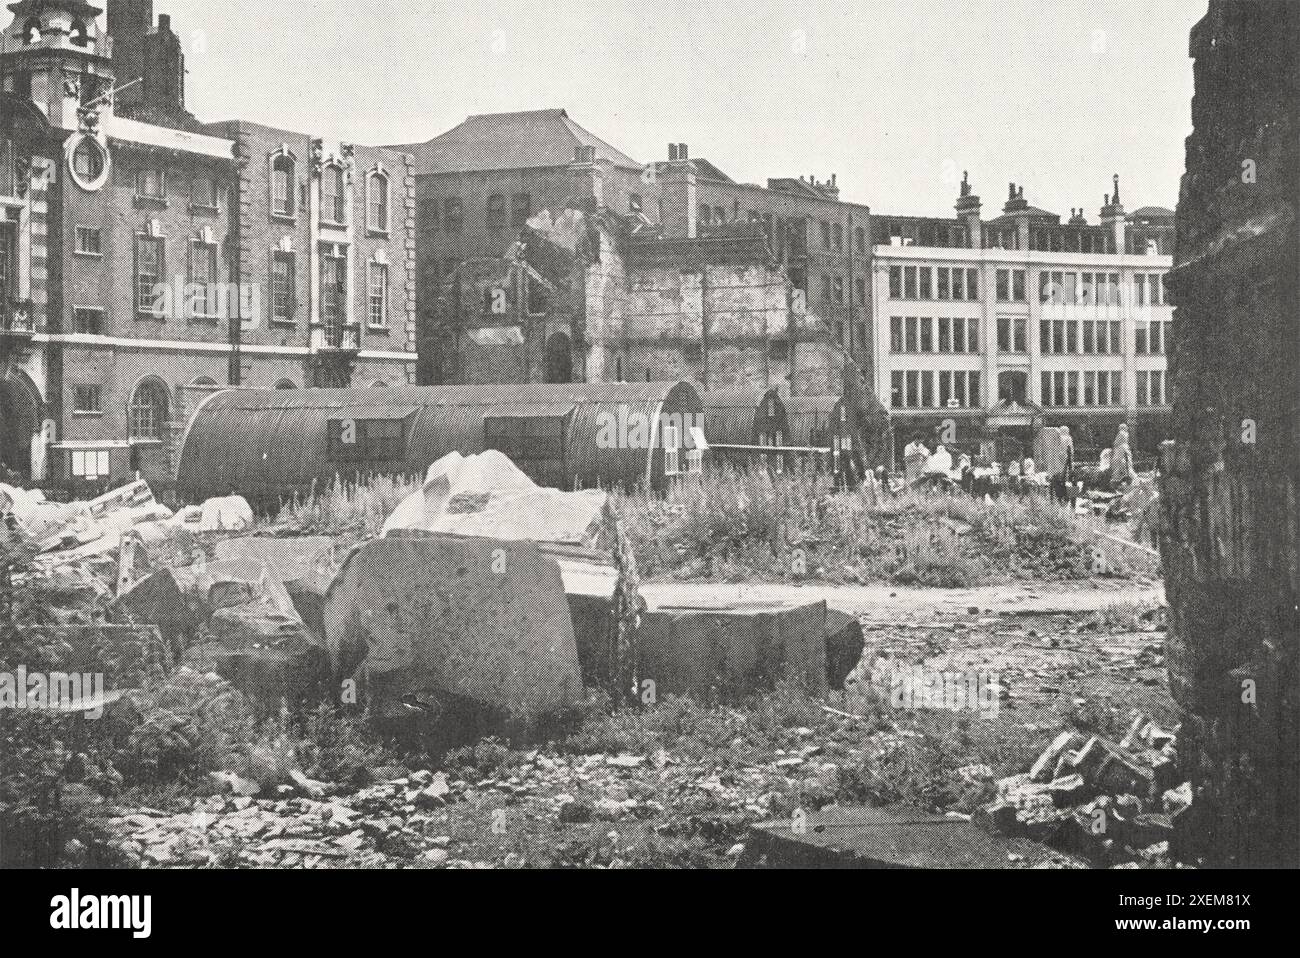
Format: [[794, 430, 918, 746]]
[[392, 111, 875, 417]]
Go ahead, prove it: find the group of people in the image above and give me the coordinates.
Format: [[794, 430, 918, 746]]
[[898, 423, 1138, 500]]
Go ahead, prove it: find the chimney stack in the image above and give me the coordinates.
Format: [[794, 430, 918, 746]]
[[668, 143, 678, 161]]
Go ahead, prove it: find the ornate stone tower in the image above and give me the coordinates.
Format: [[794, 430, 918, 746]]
[[0, 0, 115, 132]]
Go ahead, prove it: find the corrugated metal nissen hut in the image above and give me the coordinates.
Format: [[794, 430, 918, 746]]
[[177, 383, 705, 504], [697, 389, 789, 447]]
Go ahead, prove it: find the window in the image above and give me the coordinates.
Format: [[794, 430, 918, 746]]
[[486, 192, 506, 231], [74, 226, 101, 255], [72, 139, 105, 182], [889, 266, 902, 299], [367, 262, 389, 327], [854, 226, 866, 253], [272, 251, 296, 323], [903, 266, 917, 299], [512, 193, 531, 228], [73, 307, 104, 335], [367, 171, 390, 233], [322, 166, 346, 224], [330, 416, 407, 462], [188, 240, 219, 318], [996, 269, 1010, 302], [191, 174, 218, 210], [128, 380, 168, 440], [919, 316, 933, 352], [419, 198, 440, 233], [820, 221, 831, 250], [135, 235, 163, 316], [832, 276, 844, 305], [891, 371, 903, 409], [905, 316, 918, 352], [444, 197, 463, 233], [832, 223, 843, 251], [951, 267, 965, 300], [698, 204, 711, 226], [69, 449, 110, 480], [997, 316, 1027, 353], [1012, 270, 1026, 302], [920, 370, 934, 408], [272, 155, 295, 217], [321, 249, 348, 340], [72, 384, 101, 414], [890, 317, 903, 353], [135, 168, 165, 200], [965, 269, 979, 300], [918, 267, 932, 299], [939, 316, 951, 352], [854, 277, 866, 305]]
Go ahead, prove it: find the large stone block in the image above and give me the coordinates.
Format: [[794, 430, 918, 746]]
[[634, 599, 828, 698], [322, 535, 584, 727]]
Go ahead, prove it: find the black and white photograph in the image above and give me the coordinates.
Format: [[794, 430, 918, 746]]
[[0, 0, 1293, 935]]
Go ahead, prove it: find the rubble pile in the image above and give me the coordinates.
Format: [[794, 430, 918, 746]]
[[974, 715, 1189, 866]]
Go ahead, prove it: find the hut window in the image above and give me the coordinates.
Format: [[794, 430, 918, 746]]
[[486, 193, 506, 231], [511, 193, 531, 228], [687, 426, 707, 474], [329, 416, 406, 462]]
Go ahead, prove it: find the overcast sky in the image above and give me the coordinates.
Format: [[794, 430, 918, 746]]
[[147, 0, 1199, 218]]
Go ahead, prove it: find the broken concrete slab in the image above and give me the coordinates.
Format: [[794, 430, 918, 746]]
[[824, 608, 865, 690], [634, 599, 828, 698], [214, 536, 341, 636], [322, 534, 584, 727], [740, 805, 1079, 869]]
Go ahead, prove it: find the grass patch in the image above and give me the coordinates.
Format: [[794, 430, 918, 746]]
[[269, 473, 423, 539], [612, 464, 1156, 587]]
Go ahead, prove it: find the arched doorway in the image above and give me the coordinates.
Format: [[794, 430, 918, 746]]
[[0, 373, 40, 479], [545, 332, 573, 384]]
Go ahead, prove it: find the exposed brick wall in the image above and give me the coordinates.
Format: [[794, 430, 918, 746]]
[[1161, 0, 1300, 867]]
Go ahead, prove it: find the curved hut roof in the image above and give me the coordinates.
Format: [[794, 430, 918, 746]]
[[697, 388, 786, 446], [177, 382, 703, 503], [784, 395, 842, 448]]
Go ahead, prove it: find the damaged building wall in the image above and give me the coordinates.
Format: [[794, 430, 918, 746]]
[[1160, 0, 1299, 867]]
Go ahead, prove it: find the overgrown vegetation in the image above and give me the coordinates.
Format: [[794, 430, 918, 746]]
[[613, 464, 1158, 587], [269, 474, 423, 539]]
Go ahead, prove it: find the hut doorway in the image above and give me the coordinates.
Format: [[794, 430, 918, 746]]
[[545, 332, 573, 384]]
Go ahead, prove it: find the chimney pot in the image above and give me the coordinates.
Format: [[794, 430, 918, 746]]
[[159, 13, 171, 30], [678, 143, 688, 159], [668, 143, 678, 161]]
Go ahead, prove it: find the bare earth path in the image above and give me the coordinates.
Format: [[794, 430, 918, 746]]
[[639, 578, 1165, 622]]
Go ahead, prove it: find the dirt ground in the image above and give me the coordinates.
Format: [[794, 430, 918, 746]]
[[87, 576, 1173, 870]]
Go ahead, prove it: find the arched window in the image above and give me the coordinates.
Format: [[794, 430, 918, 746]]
[[367, 170, 390, 233], [322, 165, 346, 224], [128, 380, 169, 441], [271, 153, 295, 217]]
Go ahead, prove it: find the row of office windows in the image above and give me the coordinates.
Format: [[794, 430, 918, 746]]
[[892, 314, 1170, 357], [890, 370, 983, 409], [1037, 370, 1167, 408], [887, 267, 1167, 308], [889, 316, 980, 354]]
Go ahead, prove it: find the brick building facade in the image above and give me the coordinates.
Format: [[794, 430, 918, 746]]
[[0, 0, 416, 492]]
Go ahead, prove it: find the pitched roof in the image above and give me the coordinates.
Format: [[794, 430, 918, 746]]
[[1128, 206, 1175, 219], [390, 109, 642, 175]]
